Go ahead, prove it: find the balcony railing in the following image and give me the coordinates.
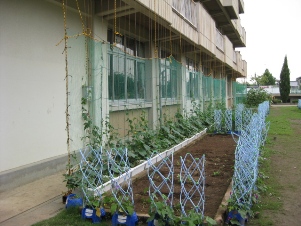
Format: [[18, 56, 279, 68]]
[[216, 29, 224, 52], [172, 0, 197, 27], [233, 51, 237, 63]]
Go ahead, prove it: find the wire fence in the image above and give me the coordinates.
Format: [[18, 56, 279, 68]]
[[180, 154, 206, 217], [214, 103, 253, 134], [80, 146, 104, 207], [147, 152, 174, 210], [78, 101, 271, 225], [228, 101, 270, 222]]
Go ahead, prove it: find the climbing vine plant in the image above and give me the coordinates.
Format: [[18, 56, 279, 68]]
[[80, 98, 217, 168]]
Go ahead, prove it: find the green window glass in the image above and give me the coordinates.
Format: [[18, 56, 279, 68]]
[[108, 35, 146, 101]]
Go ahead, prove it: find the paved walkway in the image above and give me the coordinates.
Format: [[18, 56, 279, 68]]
[[0, 171, 66, 226]]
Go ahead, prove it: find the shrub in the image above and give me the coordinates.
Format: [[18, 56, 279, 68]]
[[272, 99, 282, 104], [244, 88, 272, 108]]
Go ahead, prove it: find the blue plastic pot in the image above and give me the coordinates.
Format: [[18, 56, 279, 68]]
[[81, 207, 105, 223], [65, 194, 83, 209], [112, 211, 138, 226]]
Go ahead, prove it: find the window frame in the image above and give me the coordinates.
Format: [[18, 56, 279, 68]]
[[107, 31, 146, 103], [160, 57, 179, 102]]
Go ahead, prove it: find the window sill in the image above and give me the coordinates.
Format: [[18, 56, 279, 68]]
[[109, 100, 152, 111]]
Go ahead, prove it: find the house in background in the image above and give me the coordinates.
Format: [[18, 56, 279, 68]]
[[290, 80, 299, 93], [248, 78, 301, 103], [0, 0, 247, 191], [296, 76, 301, 88]]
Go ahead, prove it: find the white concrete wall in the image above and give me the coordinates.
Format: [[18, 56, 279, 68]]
[[135, 0, 173, 24], [0, 0, 90, 173], [0, 0, 246, 173], [198, 4, 216, 54], [172, 11, 198, 44], [223, 0, 239, 18], [224, 36, 233, 67]]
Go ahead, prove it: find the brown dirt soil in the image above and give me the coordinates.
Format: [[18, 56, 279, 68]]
[[131, 134, 236, 218]]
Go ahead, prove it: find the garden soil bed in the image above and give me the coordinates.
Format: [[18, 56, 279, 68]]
[[132, 133, 236, 219]]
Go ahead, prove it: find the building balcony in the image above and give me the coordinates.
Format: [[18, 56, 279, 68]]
[[238, 0, 245, 14], [242, 60, 247, 77], [222, 0, 239, 19], [233, 50, 237, 64], [172, 0, 199, 43], [196, 0, 246, 48], [95, 0, 173, 42], [230, 18, 246, 47], [232, 51, 247, 78], [215, 28, 225, 61], [216, 28, 225, 52], [224, 36, 233, 68]]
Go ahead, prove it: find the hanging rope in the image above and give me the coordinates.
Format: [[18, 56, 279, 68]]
[[154, 0, 158, 58], [75, 0, 86, 34], [169, 25, 172, 57], [62, 0, 71, 177]]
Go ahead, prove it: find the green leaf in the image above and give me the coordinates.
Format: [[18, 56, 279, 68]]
[[126, 205, 134, 215], [143, 143, 151, 151], [206, 216, 217, 225], [238, 209, 247, 218], [147, 214, 155, 222], [110, 203, 117, 214]]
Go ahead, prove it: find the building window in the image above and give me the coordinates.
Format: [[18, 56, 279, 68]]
[[227, 76, 232, 97], [107, 30, 146, 101], [186, 58, 199, 99], [203, 75, 212, 100], [160, 57, 178, 99]]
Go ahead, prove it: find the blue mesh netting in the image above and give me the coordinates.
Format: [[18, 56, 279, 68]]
[[225, 109, 232, 132], [180, 154, 205, 217], [214, 109, 223, 132], [107, 148, 134, 214], [80, 146, 104, 207], [230, 101, 270, 211], [147, 152, 174, 209]]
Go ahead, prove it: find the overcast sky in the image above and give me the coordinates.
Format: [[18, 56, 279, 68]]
[[237, 0, 301, 82]]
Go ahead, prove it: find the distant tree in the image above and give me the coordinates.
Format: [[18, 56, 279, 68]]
[[250, 69, 276, 86], [250, 73, 259, 85], [279, 56, 290, 103], [260, 69, 276, 85]]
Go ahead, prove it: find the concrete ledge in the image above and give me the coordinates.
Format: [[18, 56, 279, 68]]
[[95, 128, 207, 194], [0, 153, 68, 192], [214, 181, 233, 225]]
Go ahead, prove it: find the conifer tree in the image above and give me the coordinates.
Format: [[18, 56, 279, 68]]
[[279, 55, 290, 103]]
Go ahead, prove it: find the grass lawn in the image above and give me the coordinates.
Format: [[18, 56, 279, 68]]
[[248, 106, 301, 225], [32, 207, 111, 226]]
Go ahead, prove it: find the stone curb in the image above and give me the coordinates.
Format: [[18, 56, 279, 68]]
[[214, 181, 232, 225]]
